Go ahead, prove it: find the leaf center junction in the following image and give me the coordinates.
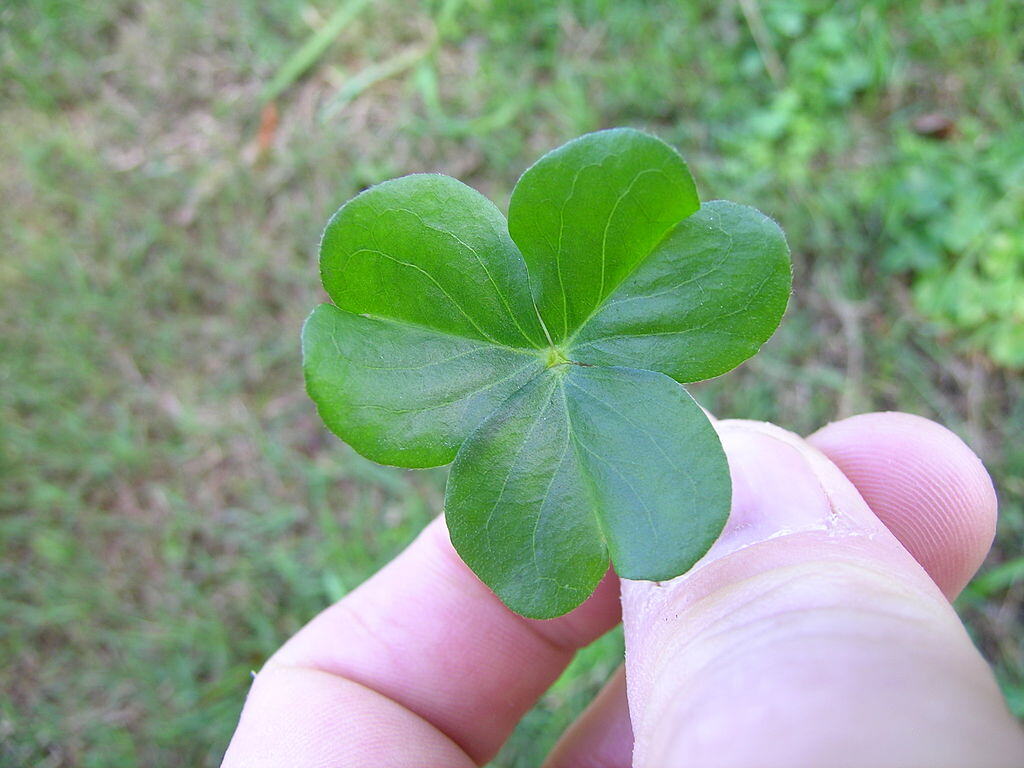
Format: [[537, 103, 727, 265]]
[[544, 346, 571, 368]]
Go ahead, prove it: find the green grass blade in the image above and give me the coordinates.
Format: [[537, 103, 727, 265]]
[[260, 0, 374, 102], [319, 45, 431, 121]]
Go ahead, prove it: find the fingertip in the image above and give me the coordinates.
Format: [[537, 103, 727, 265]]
[[808, 412, 997, 599]]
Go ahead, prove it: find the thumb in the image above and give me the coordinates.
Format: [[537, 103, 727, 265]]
[[621, 419, 1022, 768]]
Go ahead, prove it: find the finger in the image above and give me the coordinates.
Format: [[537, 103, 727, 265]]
[[222, 517, 620, 767], [543, 666, 632, 768], [808, 411, 997, 599], [223, 667, 476, 767], [545, 413, 1003, 765], [622, 421, 1023, 767]]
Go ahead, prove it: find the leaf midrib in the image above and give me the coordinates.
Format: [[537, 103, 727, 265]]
[[329, 305, 547, 359]]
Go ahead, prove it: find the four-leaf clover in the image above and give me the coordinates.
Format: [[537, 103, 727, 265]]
[[302, 129, 792, 618]]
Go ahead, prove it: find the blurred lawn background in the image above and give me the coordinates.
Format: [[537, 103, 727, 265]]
[[2, 0, 1023, 765]]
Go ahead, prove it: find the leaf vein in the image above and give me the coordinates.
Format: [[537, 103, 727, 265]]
[[340, 358, 542, 415], [481, 377, 560, 545], [387, 206, 542, 349], [348, 246, 504, 347]]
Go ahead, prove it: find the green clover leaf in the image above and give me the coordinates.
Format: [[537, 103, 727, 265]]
[[302, 128, 792, 618]]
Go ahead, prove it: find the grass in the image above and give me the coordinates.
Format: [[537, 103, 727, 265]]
[[2, 0, 1023, 765]]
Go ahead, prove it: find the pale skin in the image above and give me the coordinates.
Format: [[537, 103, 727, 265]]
[[222, 412, 1024, 767]]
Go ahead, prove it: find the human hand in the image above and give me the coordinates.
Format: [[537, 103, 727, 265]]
[[222, 412, 1024, 767]]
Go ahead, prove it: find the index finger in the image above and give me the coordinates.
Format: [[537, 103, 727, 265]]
[[222, 516, 620, 766]]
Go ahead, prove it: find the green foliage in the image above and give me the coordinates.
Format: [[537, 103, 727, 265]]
[[305, 130, 790, 617], [3, 0, 1023, 765], [882, 128, 1024, 367]]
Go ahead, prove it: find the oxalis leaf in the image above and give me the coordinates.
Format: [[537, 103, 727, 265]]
[[302, 128, 792, 618]]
